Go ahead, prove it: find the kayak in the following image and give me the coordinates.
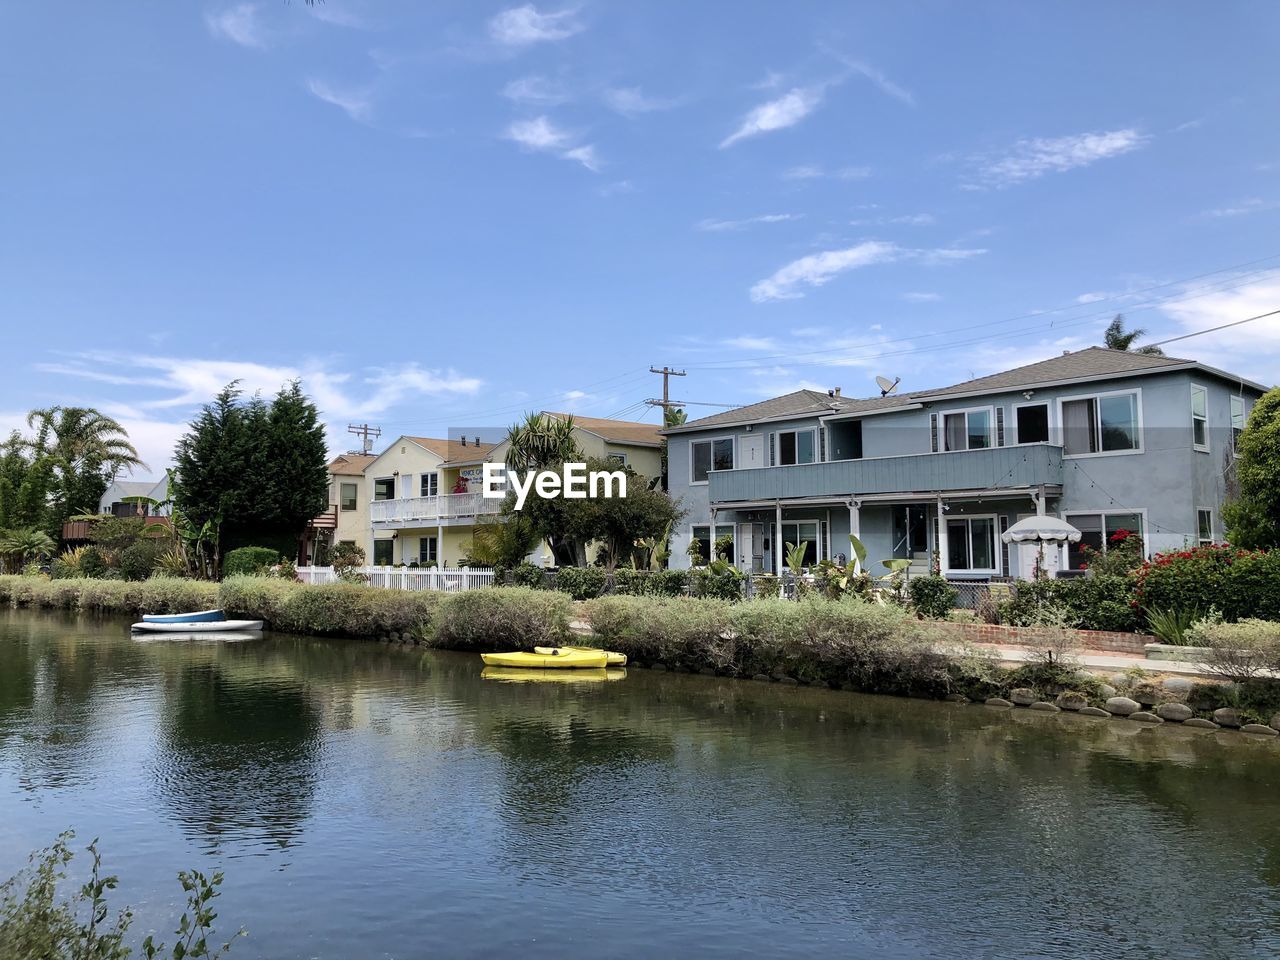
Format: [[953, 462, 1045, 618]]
[[480, 648, 609, 669], [481, 667, 627, 683], [132, 619, 264, 634], [142, 609, 226, 624], [534, 644, 627, 666]]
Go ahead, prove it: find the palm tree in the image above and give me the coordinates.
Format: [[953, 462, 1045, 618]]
[[0, 526, 56, 571], [1102, 315, 1164, 356], [504, 412, 582, 471], [26, 407, 146, 480]]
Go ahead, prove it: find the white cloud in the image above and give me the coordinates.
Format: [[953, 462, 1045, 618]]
[[782, 163, 871, 181], [502, 75, 570, 106], [306, 78, 373, 122], [1075, 291, 1112, 304], [721, 86, 824, 148], [750, 242, 986, 302], [1158, 270, 1280, 381], [695, 213, 800, 232], [850, 212, 936, 227], [205, 3, 266, 49], [489, 5, 583, 46], [724, 336, 779, 351], [603, 86, 676, 116], [840, 58, 914, 106], [902, 292, 941, 303], [307, 2, 367, 28], [504, 116, 598, 171], [969, 129, 1148, 188], [1201, 198, 1278, 218]]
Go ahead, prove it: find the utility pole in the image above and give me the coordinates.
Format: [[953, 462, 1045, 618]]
[[347, 423, 382, 455], [648, 366, 686, 417]]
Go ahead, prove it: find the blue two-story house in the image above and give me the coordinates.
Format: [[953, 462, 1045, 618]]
[[664, 348, 1268, 581]]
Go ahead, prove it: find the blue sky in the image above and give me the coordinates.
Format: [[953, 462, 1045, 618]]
[[3, 1, 1279, 478]]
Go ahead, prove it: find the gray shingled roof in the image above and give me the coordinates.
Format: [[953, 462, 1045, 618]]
[[669, 347, 1264, 433]]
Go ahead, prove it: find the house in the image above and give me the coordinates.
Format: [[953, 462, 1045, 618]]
[[98, 478, 170, 517], [360, 413, 664, 568], [663, 348, 1269, 581], [315, 452, 378, 562]]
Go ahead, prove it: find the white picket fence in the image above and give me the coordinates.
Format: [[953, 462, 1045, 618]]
[[295, 566, 497, 592]]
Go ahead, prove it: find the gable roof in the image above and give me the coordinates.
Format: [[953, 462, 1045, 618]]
[[405, 437, 503, 464], [543, 411, 663, 447], [667, 347, 1269, 433], [327, 453, 377, 476], [105, 480, 160, 499]]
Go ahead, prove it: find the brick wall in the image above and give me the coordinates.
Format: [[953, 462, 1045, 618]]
[[919, 620, 1150, 656]]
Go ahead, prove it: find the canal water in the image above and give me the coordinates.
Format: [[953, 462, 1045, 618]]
[[3, 609, 1280, 959]]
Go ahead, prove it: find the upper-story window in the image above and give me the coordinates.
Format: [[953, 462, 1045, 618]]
[[775, 429, 817, 465], [691, 437, 734, 483], [1190, 384, 1209, 452], [340, 482, 358, 511], [373, 477, 396, 501], [606, 451, 629, 466], [940, 408, 992, 452], [1015, 403, 1050, 444], [1231, 396, 1247, 454], [1060, 391, 1140, 456], [420, 473, 439, 497]]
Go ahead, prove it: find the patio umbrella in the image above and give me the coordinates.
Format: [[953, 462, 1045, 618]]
[[1001, 515, 1082, 545]]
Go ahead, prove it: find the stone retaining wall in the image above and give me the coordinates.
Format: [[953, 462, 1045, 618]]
[[920, 620, 1149, 655]]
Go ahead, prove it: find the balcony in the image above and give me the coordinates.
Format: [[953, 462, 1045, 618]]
[[369, 492, 503, 527], [707, 444, 1063, 504]]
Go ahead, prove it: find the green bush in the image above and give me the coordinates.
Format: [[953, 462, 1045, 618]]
[[908, 575, 958, 619], [1187, 618, 1280, 682], [553, 565, 607, 600], [586, 595, 733, 666], [1133, 545, 1280, 623], [429, 587, 571, 651], [689, 564, 743, 600], [119, 541, 160, 581], [223, 546, 282, 578], [0, 575, 221, 615], [509, 561, 546, 589], [79, 547, 106, 580], [218, 576, 444, 637], [613, 568, 689, 597], [1001, 575, 1141, 632]]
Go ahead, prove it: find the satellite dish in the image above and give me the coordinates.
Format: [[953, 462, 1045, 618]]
[[876, 375, 901, 397]]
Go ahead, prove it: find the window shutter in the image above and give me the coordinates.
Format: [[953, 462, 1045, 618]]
[[821, 521, 829, 562], [930, 414, 939, 453], [768, 433, 775, 466], [998, 515, 1010, 576], [996, 408, 1005, 447], [819, 428, 827, 463]]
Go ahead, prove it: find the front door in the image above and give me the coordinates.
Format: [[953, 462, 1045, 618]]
[[737, 522, 764, 572], [739, 433, 765, 469]]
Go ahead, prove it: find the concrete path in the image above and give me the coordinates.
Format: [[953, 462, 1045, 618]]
[[978, 643, 1217, 678]]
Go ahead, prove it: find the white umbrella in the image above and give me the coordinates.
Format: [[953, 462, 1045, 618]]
[[1001, 515, 1082, 544]]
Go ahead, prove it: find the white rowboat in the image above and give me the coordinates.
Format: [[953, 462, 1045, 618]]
[[131, 619, 264, 634]]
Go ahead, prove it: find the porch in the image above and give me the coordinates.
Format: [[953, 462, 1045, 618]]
[[370, 491, 503, 527]]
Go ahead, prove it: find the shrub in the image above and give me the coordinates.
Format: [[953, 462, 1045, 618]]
[[908, 575, 958, 619], [1145, 607, 1198, 645], [218, 576, 444, 637], [429, 587, 571, 651], [613, 568, 688, 597], [0, 575, 221, 615], [79, 547, 106, 579], [1133, 545, 1280, 623], [509, 561, 546, 590], [585, 595, 733, 667], [553, 565, 607, 600], [689, 563, 743, 601], [223, 546, 282, 578], [119, 541, 160, 582], [1001, 575, 1141, 632], [1187, 618, 1280, 682]]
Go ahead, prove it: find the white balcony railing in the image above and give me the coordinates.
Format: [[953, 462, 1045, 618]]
[[369, 492, 503, 525], [296, 566, 497, 592]]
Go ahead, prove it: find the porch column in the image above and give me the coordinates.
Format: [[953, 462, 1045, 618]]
[[848, 499, 862, 573], [436, 523, 444, 569], [775, 501, 783, 575], [1034, 485, 1046, 516], [936, 496, 949, 577]]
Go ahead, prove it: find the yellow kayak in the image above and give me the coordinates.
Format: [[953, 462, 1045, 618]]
[[480, 647, 609, 669], [481, 667, 627, 683], [534, 644, 627, 666]]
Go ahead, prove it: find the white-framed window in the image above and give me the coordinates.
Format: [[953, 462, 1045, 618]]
[[779, 521, 822, 567], [339, 482, 358, 511], [373, 477, 396, 501], [1014, 402, 1050, 445], [1197, 509, 1214, 546], [1059, 390, 1141, 456], [1191, 383, 1209, 452], [1064, 511, 1145, 569], [691, 524, 735, 563], [1231, 395, 1246, 455], [775, 428, 817, 465], [945, 516, 998, 573], [937, 407, 993, 452], [420, 472, 439, 497], [605, 451, 629, 466], [690, 437, 734, 483], [419, 536, 438, 565]]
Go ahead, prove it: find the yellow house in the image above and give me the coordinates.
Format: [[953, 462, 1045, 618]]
[[358, 413, 664, 568]]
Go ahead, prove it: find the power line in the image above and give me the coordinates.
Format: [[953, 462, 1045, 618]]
[[1144, 307, 1280, 348]]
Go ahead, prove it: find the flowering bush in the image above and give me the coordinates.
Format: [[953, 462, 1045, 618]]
[[1133, 544, 1280, 622], [1078, 529, 1146, 576]]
